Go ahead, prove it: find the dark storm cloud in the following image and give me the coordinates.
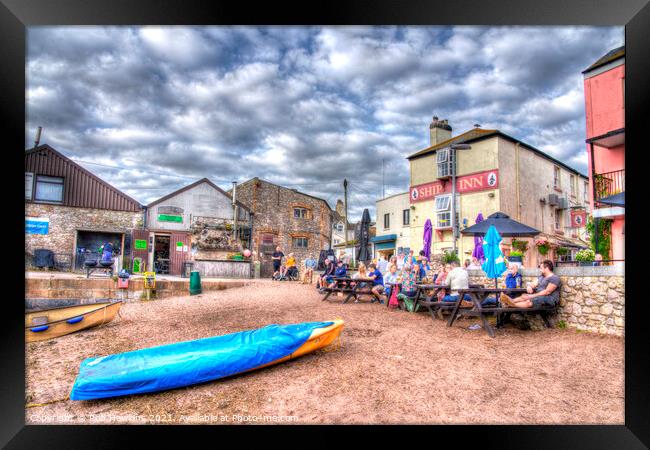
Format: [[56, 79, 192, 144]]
[[26, 26, 623, 220]]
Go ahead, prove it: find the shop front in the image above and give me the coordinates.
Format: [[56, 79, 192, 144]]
[[370, 234, 397, 260]]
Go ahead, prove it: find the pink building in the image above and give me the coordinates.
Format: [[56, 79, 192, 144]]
[[583, 45, 625, 262]]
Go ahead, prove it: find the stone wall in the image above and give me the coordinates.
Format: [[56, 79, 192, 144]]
[[468, 265, 624, 336], [25, 203, 143, 260], [235, 178, 333, 268]]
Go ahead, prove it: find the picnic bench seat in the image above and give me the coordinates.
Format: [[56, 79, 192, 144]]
[[321, 277, 376, 303], [445, 287, 560, 337]]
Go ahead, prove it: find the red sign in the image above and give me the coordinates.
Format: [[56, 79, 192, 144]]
[[410, 169, 499, 203], [571, 210, 587, 228]]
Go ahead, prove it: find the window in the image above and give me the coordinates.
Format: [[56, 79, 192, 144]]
[[555, 209, 562, 230], [293, 207, 308, 219], [570, 175, 576, 197], [25, 172, 34, 200], [293, 237, 308, 248], [435, 194, 452, 228], [584, 181, 589, 203], [383, 213, 390, 229], [437, 148, 451, 177], [34, 175, 64, 203], [553, 166, 561, 190], [333, 238, 340, 245], [402, 209, 410, 226], [336, 222, 343, 232]]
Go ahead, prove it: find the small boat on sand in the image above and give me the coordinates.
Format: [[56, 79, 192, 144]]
[[25, 301, 123, 343], [70, 319, 344, 400]]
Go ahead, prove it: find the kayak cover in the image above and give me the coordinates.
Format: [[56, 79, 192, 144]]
[[70, 320, 334, 400]]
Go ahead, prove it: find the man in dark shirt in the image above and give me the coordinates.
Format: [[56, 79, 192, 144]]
[[317, 258, 336, 291], [367, 263, 386, 304], [501, 260, 561, 308], [271, 246, 284, 279]]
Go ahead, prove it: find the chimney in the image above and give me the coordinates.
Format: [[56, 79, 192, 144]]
[[429, 116, 452, 146], [34, 126, 42, 148]]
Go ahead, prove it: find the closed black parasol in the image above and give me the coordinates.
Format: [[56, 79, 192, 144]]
[[460, 212, 541, 237], [356, 209, 371, 262]]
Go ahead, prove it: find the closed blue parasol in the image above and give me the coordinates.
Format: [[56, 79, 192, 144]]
[[423, 219, 432, 260], [472, 213, 485, 262], [482, 225, 507, 287]]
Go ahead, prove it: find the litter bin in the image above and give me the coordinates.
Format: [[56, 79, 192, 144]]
[[117, 269, 130, 289], [189, 271, 202, 295]]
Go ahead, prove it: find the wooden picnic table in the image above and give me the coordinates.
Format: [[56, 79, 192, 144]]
[[446, 287, 530, 337], [321, 276, 376, 303], [412, 283, 485, 314]]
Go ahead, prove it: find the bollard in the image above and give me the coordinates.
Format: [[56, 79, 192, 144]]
[[189, 271, 202, 295]]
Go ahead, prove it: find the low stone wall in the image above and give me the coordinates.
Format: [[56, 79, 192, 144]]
[[25, 277, 250, 303], [192, 260, 251, 278], [468, 265, 624, 336]]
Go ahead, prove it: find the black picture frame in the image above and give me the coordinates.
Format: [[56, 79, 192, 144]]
[[3, 0, 648, 447]]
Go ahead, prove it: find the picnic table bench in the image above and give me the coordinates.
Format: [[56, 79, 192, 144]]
[[321, 277, 376, 303], [446, 287, 559, 338]]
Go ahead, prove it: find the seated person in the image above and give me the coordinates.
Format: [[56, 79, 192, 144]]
[[441, 261, 472, 306], [329, 260, 347, 289], [482, 263, 522, 307], [419, 258, 431, 281], [467, 257, 482, 270], [302, 254, 317, 284], [351, 263, 369, 288], [383, 264, 399, 298], [281, 253, 297, 278], [367, 263, 387, 304], [434, 264, 451, 302], [412, 263, 421, 282], [397, 264, 418, 310], [501, 260, 561, 309], [317, 259, 336, 291]]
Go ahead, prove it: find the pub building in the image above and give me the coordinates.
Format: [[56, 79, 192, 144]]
[[406, 117, 590, 265]]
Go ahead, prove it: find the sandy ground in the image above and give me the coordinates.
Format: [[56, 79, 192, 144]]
[[25, 280, 624, 425]]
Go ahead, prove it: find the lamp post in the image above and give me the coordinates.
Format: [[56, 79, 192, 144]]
[[450, 143, 472, 254]]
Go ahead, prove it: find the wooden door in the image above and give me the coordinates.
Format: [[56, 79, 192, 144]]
[[169, 232, 190, 276], [259, 233, 277, 278], [132, 229, 149, 273]]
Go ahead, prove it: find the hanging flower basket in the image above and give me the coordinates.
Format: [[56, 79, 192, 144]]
[[535, 238, 551, 256]]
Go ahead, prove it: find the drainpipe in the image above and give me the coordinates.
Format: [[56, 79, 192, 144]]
[[232, 181, 238, 243], [143, 205, 148, 229], [515, 143, 521, 221], [590, 142, 598, 253]]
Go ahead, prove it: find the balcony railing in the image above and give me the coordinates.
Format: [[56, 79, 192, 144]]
[[593, 169, 624, 206]]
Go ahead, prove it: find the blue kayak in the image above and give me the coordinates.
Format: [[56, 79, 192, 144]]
[[70, 320, 343, 400]]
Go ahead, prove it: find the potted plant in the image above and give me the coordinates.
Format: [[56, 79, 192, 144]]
[[556, 247, 569, 260], [507, 250, 524, 263], [575, 248, 595, 266], [511, 239, 529, 254], [442, 250, 460, 265], [535, 238, 551, 256]]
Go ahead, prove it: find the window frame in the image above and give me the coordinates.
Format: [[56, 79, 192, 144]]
[[34, 175, 64, 204], [570, 174, 576, 198], [293, 207, 308, 219], [25, 172, 34, 200], [402, 209, 410, 226], [383, 213, 390, 230], [553, 166, 561, 190], [554, 209, 562, 230], [293, 237, 308, 248]]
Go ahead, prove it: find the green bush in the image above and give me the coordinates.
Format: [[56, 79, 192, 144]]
[[442, 250, 460, 264], [575, 248, 595, 262], [509, 250, 524, 257]]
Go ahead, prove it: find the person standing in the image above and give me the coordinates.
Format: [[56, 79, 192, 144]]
[[396, 252, 404, 271], [271, 246, 284, 279]]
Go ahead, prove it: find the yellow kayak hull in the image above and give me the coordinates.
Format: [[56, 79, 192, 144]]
[[25, 301, 123, 343]]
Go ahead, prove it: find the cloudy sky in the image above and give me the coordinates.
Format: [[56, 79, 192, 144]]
[[26, 26, 623, 221]]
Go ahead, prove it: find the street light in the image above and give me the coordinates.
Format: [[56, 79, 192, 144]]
[[450, 143, 472, 254]]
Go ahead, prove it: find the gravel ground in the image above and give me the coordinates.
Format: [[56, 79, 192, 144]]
[[25, 280, 624, 425]]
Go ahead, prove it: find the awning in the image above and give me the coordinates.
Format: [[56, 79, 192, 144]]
[[598, 191, 625, 207], [586, 128, 625, 148], [370, 234, 397, 244], [540, 234, 589, 249]]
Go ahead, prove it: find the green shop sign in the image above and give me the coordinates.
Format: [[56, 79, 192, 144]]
[[159, 214, 183, 223], [134, 239, 147, 250]]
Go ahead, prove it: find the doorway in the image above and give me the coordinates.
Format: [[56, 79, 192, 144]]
[[153, 235, 171, 274]]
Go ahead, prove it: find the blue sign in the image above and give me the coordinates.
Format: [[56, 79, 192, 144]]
[[26, 217, 49, 235]]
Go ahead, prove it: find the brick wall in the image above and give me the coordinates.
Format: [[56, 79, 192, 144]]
[[25, 203, 143, 260], [236, 179, 333, 266]]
